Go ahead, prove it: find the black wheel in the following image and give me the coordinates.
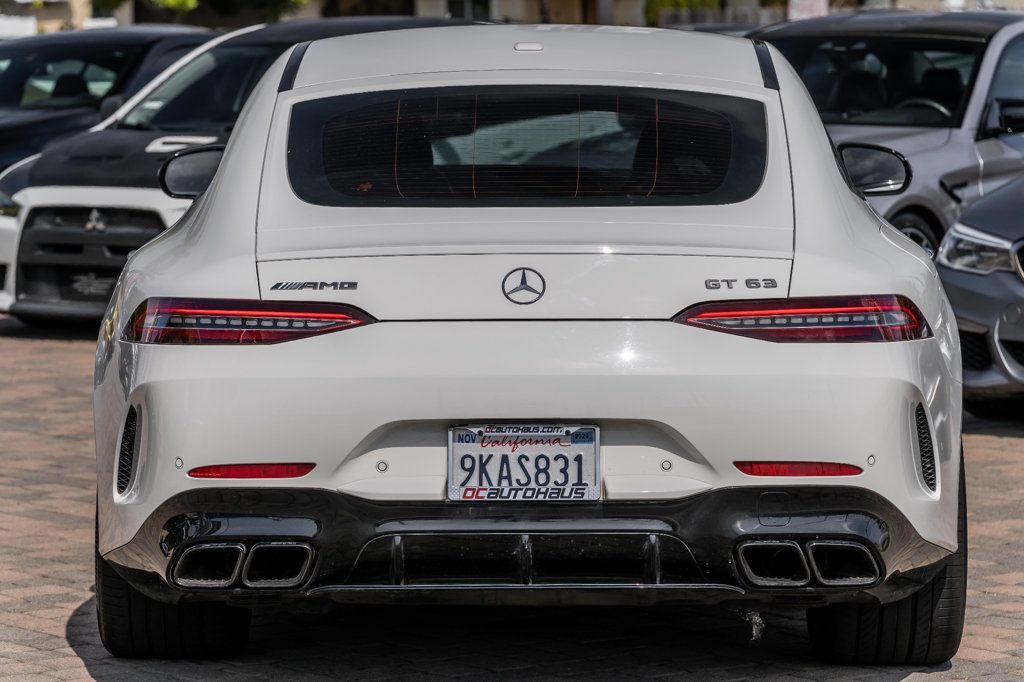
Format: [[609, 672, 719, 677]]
[[890, 211, 941, 259], [965, 398, 1024, 421], [807, 453, 967, 665], [96, 549, 251, 659]]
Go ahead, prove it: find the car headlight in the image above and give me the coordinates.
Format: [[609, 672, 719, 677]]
[[0, 190, 18, 218], [936, 222, 1016, 275], [0, 152, 38, 220]]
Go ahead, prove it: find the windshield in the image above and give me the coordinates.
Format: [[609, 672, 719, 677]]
[[769, 37, 983, 127], [120, 44, 287, 132], [287, 85, 768, 207], [0, 44, 141, 111]]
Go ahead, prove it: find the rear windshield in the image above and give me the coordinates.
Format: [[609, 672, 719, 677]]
[[287, 86, 768, 207]]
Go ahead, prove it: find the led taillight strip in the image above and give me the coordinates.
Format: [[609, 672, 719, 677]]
[[676, 295, 930, 343], [123, 298, 375, 345]]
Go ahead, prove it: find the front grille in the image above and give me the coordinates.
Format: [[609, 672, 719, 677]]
[[1002, 339, 1024, 367], [116, 407, 138, 495], [959, 330, 992, 371], [16, 207, 164, 304], [915, 403, 936, 492], [0, 263, 7, 291]]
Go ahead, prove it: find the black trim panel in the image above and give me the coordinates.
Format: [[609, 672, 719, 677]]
[[278, 41, 312, 92], [752, 40, 780, 90], [104, 485, 951, 607]]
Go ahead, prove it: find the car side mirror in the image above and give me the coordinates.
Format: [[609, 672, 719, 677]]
[[985, 98, 1024, 135], [158, 145, 225, 199], [99, 94, 125, 119], [838, 143, 912, 196]]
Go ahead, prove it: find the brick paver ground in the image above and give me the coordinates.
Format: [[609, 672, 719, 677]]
[[1, 313, 1022, 680]]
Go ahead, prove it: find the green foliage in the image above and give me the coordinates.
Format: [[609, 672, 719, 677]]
[[645, 0, 718, 26], [133, 0, 310, 20], [204, 0, 310, 21], [152, 0, 201, 14]]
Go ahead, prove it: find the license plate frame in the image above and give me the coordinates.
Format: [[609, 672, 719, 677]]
[[447, 423, 600, 502]]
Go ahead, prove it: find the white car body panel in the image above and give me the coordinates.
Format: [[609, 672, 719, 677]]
[[93, 26, 962, 584]]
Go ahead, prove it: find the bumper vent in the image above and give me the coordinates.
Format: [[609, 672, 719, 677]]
[[1001, 339, 1024, 367], [116, 407, 138, 495], [0, 263, 7, 291], [915, 403, 936, 492], [958, 330, 991, 371]]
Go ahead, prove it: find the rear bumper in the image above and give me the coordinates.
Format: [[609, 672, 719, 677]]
[[95, 321, 962, 555], [9, 299, 107, 321], [103, 486, 951, 608]]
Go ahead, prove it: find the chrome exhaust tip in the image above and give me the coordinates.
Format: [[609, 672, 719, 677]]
[[241, 541, 314, 589], [171, 542, 245, 589], [806, 540, 880, 587], [736, 539, 810, 587]]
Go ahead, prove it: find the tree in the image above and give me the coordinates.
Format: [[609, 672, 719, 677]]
[[152, 0, 200, 15], [94, 0, 310, 22]]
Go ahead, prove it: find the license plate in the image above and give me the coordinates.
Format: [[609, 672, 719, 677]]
[[447, 424, 600, 502]]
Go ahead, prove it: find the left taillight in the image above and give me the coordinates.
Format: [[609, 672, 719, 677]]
[[122, 298, 375, 345], [675, 295, 930, 343]]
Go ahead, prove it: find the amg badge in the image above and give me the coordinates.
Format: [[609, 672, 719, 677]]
[[270, 281, 358, 291]]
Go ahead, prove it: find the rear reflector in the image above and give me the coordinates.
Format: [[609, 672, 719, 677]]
[[735, 461, 863, 477], [676, 295, 929, 342], [188, 463, 316, 479], [123, 298, 374, 345]]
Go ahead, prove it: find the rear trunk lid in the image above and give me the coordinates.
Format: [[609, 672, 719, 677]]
[[255, 75, 793, 319], [256, 212, 793, 320]]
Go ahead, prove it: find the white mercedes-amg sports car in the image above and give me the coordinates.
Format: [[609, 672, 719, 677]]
[[94, 25, 965, 664]]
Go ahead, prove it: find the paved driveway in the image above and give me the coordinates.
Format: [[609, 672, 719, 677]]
[[0, 315, 1022, 680]]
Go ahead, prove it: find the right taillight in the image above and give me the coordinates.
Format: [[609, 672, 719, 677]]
[[122, 298, 375, 345], [675, 295, 930, 343]]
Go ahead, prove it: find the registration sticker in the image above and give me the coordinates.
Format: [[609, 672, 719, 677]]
[[447, 424, 600, 502]]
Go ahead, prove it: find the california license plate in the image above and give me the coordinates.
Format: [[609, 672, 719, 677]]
[[447, 424, 600, 502]]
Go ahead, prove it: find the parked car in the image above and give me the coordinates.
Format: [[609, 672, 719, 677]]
[[934, 176, 1024, 418], [0, 17, 466, 324], [0, 25, 212, 171], [753, 10, 1024, 257], [94, 25, 965, 664]]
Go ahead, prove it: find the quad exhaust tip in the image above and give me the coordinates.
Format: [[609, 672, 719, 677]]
[[806, 540, 880, 587], [736, 539, 810, 587], [736, 539, 881, 588], [171, 542, 245, 589], [171, 541, 314, 589], [242, 541, 314, 588]]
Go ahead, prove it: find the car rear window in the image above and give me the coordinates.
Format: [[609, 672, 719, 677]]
[[286, 85, 768, 207]]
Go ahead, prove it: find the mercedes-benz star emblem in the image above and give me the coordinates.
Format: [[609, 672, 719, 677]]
[[502, 267, 546, 305]]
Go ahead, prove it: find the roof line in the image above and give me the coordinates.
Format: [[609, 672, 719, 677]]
[[751, 40, 779, 90], [279, 41, 312, 92]]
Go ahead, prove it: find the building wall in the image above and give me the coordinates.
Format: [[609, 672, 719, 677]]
[[0, 0, 92, 32], [414, 0, 641, 22]]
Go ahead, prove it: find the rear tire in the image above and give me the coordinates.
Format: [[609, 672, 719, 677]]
[[807, 453, 967, 665], [96, 549, 251, 659], [965, 398, 1024, 422]]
